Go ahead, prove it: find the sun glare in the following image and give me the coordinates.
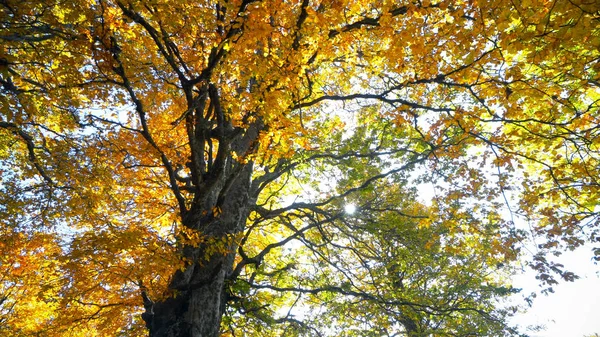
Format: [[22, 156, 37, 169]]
[[344, 204, 356, 214]]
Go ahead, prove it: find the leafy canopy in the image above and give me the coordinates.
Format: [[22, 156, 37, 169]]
[[1, 0, 599, 336]]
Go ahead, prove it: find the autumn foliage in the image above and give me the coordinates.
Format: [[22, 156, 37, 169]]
[[1, 0, 599, 336]]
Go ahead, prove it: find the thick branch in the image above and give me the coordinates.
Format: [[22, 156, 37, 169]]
[[328, 5, 409, 38], [116, 1, 190, 89], [109, 36, 188, 214], [0, 122, 55, 186], [293, 93, 454, 112]]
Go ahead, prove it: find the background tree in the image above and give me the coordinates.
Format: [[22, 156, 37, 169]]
[[1, 0, 599, 336]]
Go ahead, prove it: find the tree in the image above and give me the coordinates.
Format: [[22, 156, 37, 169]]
[[1, 0, 598, 336]]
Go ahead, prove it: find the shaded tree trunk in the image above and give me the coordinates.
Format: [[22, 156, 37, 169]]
[[142, 267, 230, 337], [142, 158, 255, 337]]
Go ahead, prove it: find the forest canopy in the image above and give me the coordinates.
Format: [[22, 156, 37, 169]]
[[1, 0, 599, 336]]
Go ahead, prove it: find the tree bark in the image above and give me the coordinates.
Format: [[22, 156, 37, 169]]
[[142, 158, 254, 337], [142, 267, 229, 337]]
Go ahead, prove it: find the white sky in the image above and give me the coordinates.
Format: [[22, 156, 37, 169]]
[[416, 181, 600, 337], [510, 246, 600, 337]]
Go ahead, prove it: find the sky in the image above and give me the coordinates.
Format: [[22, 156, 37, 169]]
[[412, 147, 600, 337], [414, 180, 600, 337], [510, 246, 600, 337]]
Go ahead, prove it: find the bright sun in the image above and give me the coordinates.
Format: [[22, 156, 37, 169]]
[[344, 204, 356, 214]]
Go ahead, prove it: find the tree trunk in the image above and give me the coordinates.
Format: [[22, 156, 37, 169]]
[[141, 265, 230, 337], [142, 161, 254, 337]]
